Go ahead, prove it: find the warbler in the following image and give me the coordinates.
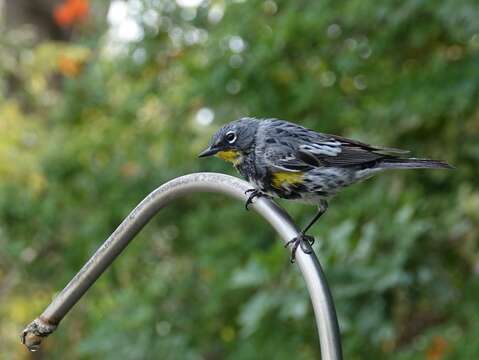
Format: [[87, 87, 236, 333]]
[[199, 118, 452, 262]]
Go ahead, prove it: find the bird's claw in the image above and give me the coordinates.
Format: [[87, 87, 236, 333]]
[[244, 189, 262, 210], [284, 233, 315, 263]]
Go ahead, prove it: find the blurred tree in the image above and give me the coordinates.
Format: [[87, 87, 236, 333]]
[[4, 0, 71, 40]]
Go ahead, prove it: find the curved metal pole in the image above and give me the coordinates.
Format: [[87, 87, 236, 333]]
[[21, 172, 342, 359]]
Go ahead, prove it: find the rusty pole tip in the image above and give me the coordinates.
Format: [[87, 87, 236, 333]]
[[21, 317, 57, 352]]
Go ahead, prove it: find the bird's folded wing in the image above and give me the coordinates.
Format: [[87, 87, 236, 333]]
[[263, 145, 314, 172], [263, 131, 409, 170]]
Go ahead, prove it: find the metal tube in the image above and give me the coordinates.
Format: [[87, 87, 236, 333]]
[[21, 172, 342, 359]]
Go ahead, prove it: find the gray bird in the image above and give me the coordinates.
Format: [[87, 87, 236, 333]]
[[199, 118, 452, 262]]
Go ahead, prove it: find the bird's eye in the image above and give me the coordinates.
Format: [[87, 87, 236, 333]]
[[225, 131, 237, 144]]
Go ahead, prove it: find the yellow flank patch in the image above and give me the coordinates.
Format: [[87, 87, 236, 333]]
[[272, 171, 304, 188], [216, 150, 242, 164]]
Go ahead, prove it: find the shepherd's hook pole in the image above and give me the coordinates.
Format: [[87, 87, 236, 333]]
[[20, 172, 342, 359]]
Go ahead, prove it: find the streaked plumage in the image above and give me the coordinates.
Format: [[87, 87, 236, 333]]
[[199, 117, 452, 262]]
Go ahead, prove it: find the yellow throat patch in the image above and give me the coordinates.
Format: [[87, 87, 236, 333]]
[[216, 150, 242, 165], [272, 171, 304, 189]]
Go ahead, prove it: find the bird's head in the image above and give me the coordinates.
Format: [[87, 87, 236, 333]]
[[198, 118, 259, 164]]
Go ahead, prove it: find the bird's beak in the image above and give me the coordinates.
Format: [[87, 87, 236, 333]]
[[198, 146, 220, 158]]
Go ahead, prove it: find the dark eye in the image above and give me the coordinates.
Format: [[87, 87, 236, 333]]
[[225, 131, 237, 144]]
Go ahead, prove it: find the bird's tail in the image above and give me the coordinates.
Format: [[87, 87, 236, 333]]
[[378, 158, 453, 170]]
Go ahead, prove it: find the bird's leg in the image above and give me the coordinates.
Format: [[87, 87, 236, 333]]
[[285, 200, 329, 263], [244, 188, 263, 210]]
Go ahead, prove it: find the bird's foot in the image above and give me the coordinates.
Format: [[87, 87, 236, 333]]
[[244, 189, 263, 210], [284, 233, 315, 263]]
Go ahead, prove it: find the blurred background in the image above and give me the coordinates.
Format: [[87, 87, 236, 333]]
[[0, 0, 478, 359]]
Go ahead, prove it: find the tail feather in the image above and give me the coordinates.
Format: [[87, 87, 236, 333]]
[[378, 158, 453, 170]]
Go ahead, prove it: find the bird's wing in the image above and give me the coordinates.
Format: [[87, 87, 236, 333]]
[[310, 133, 410, 166], [263, 144, 315, 172], [262, 120, 409, 170], [328, 133, 409, 156]]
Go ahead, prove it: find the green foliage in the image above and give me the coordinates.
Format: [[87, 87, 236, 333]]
[[1, 0, 478, 359]]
